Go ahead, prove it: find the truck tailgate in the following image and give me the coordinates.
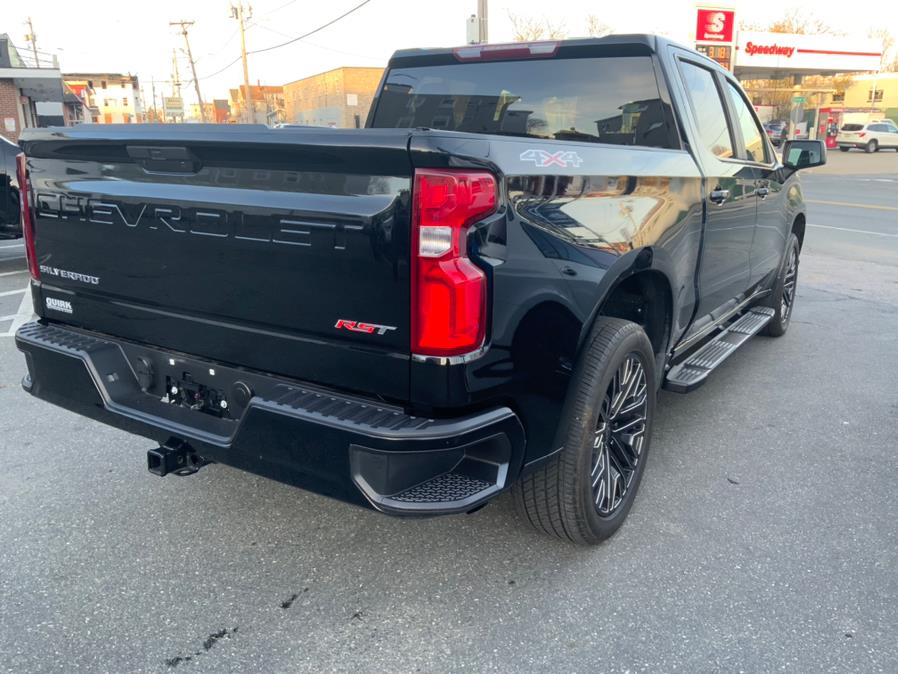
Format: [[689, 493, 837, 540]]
[[21, 126, 414, 401]]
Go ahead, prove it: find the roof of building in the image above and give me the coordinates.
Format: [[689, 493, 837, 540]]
[[229, 85, 284, 101], [282, 66, 384, 87], [63, 73, 139, 83]]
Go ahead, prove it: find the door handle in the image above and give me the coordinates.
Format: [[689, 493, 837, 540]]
[[756, 186, 770, 199], [709, 188, 730, 205]]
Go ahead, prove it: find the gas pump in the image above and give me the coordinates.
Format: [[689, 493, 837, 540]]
[[826, 119, 839, 149], [818, 108, 843, 149]]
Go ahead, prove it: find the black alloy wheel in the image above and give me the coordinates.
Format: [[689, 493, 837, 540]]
[[514, 317, 656, 544], [591, 354, 648, 516], [763, 232, 800, 337], [780, 243, 798, 322]]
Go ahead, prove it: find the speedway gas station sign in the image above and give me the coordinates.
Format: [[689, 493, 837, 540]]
[[694, 6, 882, 76], [694, 6, 736, 71], [695, 8, 735, 43], [734, 31, 882, 74]]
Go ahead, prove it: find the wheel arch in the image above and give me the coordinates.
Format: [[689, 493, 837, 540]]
[[792, 212, 806, 250], [577, 247, 677, 367]]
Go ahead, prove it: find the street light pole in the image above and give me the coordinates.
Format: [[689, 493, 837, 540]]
[[170, 20, 206, 123]]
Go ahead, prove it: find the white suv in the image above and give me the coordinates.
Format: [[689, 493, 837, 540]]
[[837, 120, 898, 152]]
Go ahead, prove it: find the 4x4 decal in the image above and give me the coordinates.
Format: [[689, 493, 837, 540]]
[[520, 149, 584, 168]]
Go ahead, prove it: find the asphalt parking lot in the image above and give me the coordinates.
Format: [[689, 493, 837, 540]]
[[0, 240, 31, 337], [1, 151, 897, 673]]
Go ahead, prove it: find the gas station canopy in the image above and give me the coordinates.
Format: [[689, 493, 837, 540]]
[[733, 31, 883, 80]]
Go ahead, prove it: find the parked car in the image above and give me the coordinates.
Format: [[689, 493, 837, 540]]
[[763, 120, 788, 146], [0, 136, 22, 239], [837, 120, 898, 152], [15, 35, 824, 544]]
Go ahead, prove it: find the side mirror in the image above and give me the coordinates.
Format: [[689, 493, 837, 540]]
[[782, 139, 826, 170]]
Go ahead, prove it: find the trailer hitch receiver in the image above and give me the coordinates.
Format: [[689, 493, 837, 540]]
[[147, 440, 207, 477]]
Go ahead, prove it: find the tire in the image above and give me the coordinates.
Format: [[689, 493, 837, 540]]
[[763, 233, 800, 337], [513, 318, 656, 545], [839, 146, 850, 152], [865, 139, 878, 153]]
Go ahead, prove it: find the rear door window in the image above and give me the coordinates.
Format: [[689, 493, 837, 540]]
[[371, 56, 679, 149], [677, 61, 734, 159], [724, 80, 767, 163]]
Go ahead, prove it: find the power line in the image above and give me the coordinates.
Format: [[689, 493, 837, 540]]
[[196, 0, 373, 81], [248, 0, 372, 56], [261, 0, 299, 17]]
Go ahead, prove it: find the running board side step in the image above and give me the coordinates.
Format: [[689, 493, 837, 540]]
[[664, 306, 775, 393]]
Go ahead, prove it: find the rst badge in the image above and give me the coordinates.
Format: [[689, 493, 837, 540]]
[[334, 319, 397, 336], [520, 149, 584, 168]]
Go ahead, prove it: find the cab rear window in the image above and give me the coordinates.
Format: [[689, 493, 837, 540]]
[[370, 56, 679, 149]]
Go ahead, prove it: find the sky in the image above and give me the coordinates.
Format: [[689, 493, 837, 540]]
[[6, 0, 898, 111]]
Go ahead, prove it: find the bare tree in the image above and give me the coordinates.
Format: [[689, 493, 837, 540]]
[[585, 14, 612, 38], [868, 27, 896, 71], [741, 9, 837, 35], [508, 11, 566, 42]]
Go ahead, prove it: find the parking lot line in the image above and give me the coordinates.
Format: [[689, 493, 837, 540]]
[[0, 243, 24, 249], [808, 223, 898, 238], [4, 284, 33, 336], [0, 270, 28, 277], [806, 199, 898, 212]]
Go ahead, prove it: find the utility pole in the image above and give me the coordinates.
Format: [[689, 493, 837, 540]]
[[171, 49, 182, 98], [170, 20, 206, 122], [230, 3, 253, 123], [151, 78, 159, 123], [24, 17, 40, 67], [170, 50, 182, 123], [477, 0, 488, 43]]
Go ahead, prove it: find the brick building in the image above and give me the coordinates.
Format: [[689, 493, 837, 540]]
[[63, 73, 143, 124], [283, 67, 383, 128], [228, 85, 285, 124], [0, 33, 66, 142], [212, 99, 230, 124]]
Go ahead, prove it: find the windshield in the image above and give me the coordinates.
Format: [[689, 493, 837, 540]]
[[370, 56, 678, 149]]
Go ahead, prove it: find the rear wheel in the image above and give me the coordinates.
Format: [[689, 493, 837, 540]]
[[866, 139, 878, 153], [763, 233, 800, 337], [514, 318, 656, 545]]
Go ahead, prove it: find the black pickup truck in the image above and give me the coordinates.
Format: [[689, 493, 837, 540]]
[[15, 35, 825, 544]]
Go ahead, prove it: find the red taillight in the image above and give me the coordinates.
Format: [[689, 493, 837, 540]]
[[858, 132, 866, 138], [15, 153, 39, 280], [411, 169, 497, 358]]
